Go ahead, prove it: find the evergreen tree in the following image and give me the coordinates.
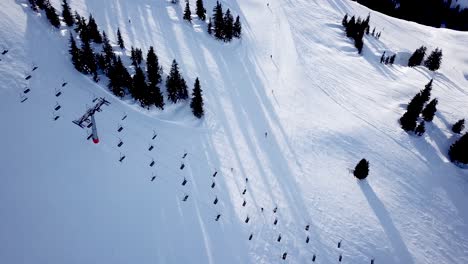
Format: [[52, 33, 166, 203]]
[[371, 27, 375, 36], [389, 54, 396, 64], [74, 12, 85, 33], [353, 159, 369, 180], [207, 17, 213, 35], [108, 56, 132, 97], [69, 33, 82, 72], [407, 92, 425, 115], [190, 78, 204, 118], [87, 15, 102, 43], [400, 110, 418, 132], [80, 37, 97, 75], [166, 60, 188, 103], [132, 66, 147, 104], [223, 9, 234, 42], [36, 0, 46, 10], [62, 0, 74, 26], [96, 53, 107, 72], [380, 52, 386, 63], [233, 16, 242, 38], [452, 119, 465, 134], [101, 31, 114, 73], [408, 46, 426, 67], [420, 79, 433, 103], [117, 28, 125, 49], [415, 121, 426, 136], [424, 48, 443, 71], [146, 47, 164, 109], [346, 16, 356, 38], [196, 0, 206, 21], [183, 0, 192, 23], [448, 132, 468, 164], [342, 14, 348, 27], [422, 98, 438, 122], [212, 1, 224, 40], [45, 2, 61, 28]]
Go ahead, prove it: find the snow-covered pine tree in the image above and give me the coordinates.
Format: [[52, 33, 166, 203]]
[[233, 16, 242, 38], [190, 78, 204, 118], [353, 159, 369, 179], [69, 33, 82, 72], [117, 28, 125, 49], [196, 0, 206, 21], [146, 47, 164, 109], [448, 132, 468, 164], [223, 9, 234, 42], [183, 0, 192, 23], [62, 0, 74, 27], [424, 48, 443, 71], [44, 2, 61, 28], [87, 15, 102, 43], [213, 1, 224, 40], [167, 60, 181, 103], [452, 119, 465, 134], [422, 98, 438, 122], [420, 79, 433, 103], [415, 121, 426, 136], [132, 66, 147, 104], [408, 46, 426, 67], [101, 31, 114, 73]]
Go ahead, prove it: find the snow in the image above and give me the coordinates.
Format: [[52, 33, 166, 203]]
[[1, 0, 467, 263]]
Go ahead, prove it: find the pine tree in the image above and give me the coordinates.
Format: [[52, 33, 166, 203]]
[[420, 79, 433, 103], [408, 46, 426, 67], [422, 98, 438, 122], [108, 56, 132, 96], [452, 119, 465, 134], [87, 15, 102, 43], [117, 28, 125, 49], [62, 0, 74, 26], [400, 110, 418, 132], [45, 2, 61, 28], [213, 1, 224, 40], [131, 47, 143, 66], [146, 47, 164, 109], [346, 16, 355, 38], [223, 9, 234, 42], [424, 48, 443, 71], [183, 0, 192, 23], [80, 37, 97, 75], [448, 132, 468, 164], [36, 0, 46, 10], [101, 31, 114, 73], [132, 66, 147, 104], [233, 16, 242, 38], [190, 78, 204, 118], [207, 17, 213, 35], [371, 27, 375, 36], [69, 33, 82, 72], [342, 14, 348, 27], [74, 12, 85, 33], [196, 0, 206, 21], [166, 60, 188, 103], [389, 54, 396, 64], [415, 121, 426, 136], [354, 159, 369, 180]]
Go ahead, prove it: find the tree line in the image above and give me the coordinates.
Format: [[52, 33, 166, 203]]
[[29, 0, 205, 119]]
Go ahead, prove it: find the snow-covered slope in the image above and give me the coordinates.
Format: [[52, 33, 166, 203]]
[[1, 0, 467, 263]]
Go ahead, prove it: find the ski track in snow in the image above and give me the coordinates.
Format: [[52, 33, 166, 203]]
[[0, 0, 467, 263]]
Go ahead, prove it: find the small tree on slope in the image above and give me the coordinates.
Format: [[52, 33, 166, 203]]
[[190, 78, 204, 118], [449, 132, 468, 165], [424, 48, 443, 71], [183, 0, 192, 23], [408, 46, 426, 67], [354, 159, 369, 180], [452, 119, 465, 134], [196, 0, 206, 21], [45, 2, 61, 28], [422, 98, 438, 122], [62, 0, 74, 26], [117, 28, 125, 49]]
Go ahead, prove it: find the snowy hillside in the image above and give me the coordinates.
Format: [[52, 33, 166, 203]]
[[1, 0, 467, 263]]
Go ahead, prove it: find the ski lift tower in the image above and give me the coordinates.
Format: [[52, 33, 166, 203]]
[[73, 97, 110, 144]]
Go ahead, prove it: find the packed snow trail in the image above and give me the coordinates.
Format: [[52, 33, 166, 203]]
[[1, 0, 467, 263]]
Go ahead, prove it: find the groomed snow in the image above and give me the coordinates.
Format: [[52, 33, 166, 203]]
[[0, 0, 467, 263]]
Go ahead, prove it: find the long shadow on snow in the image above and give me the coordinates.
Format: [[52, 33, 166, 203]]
[[359, 181, 415, 264]]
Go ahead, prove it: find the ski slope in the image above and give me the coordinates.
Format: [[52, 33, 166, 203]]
[[0, 0, 467, 263]]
